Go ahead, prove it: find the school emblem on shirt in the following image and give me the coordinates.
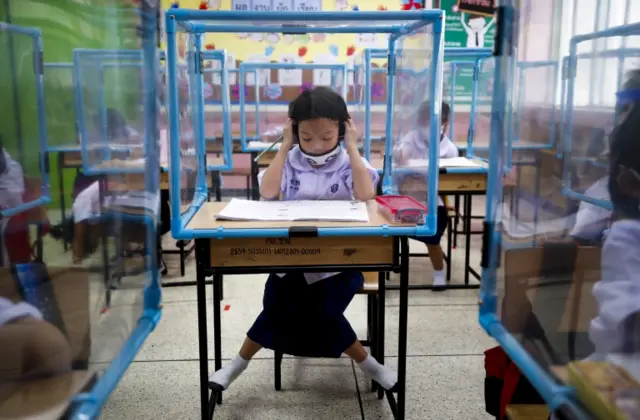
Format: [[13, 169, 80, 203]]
[[330, 183, 339, 193], [290, 179, 300, 190]]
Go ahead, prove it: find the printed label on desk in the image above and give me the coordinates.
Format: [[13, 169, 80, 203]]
[[210, 236, 394, 267]]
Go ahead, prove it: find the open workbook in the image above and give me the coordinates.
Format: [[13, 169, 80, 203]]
[[405, 157, 485, 168], [215, 199, 370, 222]]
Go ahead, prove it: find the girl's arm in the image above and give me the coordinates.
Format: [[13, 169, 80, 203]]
[[344, 120, 375, 201], [259, 120, 294, 200], [259, 147, 289, 200]]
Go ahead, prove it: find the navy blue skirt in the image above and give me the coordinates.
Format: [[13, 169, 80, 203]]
[[247, 271, 364, 358]]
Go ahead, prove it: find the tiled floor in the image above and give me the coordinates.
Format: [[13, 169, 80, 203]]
[[96, 208, 496, 420]]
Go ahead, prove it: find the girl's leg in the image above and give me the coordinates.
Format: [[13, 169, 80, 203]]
[[72, 221, 86, 264], [209, 336, 262, 390], [345, 340, 398, 391]]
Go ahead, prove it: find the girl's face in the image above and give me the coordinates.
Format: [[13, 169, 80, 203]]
[[297, 118, 340, 156]]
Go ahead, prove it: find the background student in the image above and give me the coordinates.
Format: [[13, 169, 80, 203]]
[[393, 101, 457, 290]]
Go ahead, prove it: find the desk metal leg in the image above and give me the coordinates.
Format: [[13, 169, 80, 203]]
[[395, 237, 410, 419], [377, 270, 386, 400], [464, 195, 472, 285], [213, 273, 223, 405], [453, 195, 460, 248], [195, 240, 210, 420], [57, 153, 68, 250]]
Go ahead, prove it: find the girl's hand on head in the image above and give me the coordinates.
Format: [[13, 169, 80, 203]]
[[282, 119, 295, 151], [344, 119, 359, 153]]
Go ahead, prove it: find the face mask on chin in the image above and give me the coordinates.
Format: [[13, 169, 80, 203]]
[[299, 143, 341, 167]]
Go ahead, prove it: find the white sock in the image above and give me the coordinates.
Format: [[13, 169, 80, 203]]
[[208, 355, 250, 390], [432, 269, 446, 287], [358, 354, 397, 391]]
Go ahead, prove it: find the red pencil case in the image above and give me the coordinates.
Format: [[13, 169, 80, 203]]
[[376, 195, 427, 224]]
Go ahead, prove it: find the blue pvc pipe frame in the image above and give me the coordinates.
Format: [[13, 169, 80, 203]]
[[0, 23, 51, 218], [199, 50, 233, 171], [360, 48, 389, 161], [73, 48, 150, 176], [238, 61, 348, 152], [477, 4, 606, 417], [69, 4, 162, 417], [165, 9, 444, 240], [562, 23, 640, 211]]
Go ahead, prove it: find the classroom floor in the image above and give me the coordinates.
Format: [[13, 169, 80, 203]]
[[84, 197, 496, 420]]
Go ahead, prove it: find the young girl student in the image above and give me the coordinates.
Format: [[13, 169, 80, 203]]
[[589, 68, 640, 357], [393, 101, 457, 290], [209, 87, 398, 392]]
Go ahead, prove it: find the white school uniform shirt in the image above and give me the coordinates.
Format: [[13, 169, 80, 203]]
[[0, 297, 42, 327], [257, 146, 379, 284], [0, 149, 25, 265], [589, 219, 640, 357], [569, 177, 612, 243], [393, 129, 459, 206]]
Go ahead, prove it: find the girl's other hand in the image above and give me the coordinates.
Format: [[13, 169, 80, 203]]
[[344, 119, 359, 153]]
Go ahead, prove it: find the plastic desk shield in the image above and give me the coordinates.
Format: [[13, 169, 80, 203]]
[[199, 50, 232, 171], [480, 9, 640, 417], [43, 62, 78, 153], [238, 62, 348, 152], [355, 48, 388, 162], [73, 49, 147, 175], [464, 56, 498, 167], [2, 5, 162, 420], [0, 24, 50, 218], [165, 9, 445, 240]]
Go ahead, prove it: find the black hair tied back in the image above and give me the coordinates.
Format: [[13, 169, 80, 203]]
[[288, 86, 350, 123]]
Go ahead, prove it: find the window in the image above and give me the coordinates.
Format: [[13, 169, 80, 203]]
[[556, 0, 640, 108]]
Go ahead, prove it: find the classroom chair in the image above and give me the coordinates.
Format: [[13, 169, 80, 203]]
[[208, 272, 387, 418]]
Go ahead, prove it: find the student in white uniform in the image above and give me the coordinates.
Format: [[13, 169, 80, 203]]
[[589, 68, 640, 357], [393, 101, 457, 290], [0, 138, 25, 266], [569, 176, 612, 245], [0, 297, 72, 381]]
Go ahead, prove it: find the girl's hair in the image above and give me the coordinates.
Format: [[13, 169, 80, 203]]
[[418, 100, 450, 125], [609, 68, 640, 218], [93, 108, 129, 140], [288, 87, 350, 123]]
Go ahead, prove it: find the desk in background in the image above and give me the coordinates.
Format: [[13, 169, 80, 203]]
[[185, 201, 414, 420]]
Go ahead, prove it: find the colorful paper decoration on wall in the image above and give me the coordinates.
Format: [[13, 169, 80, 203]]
[[264, 83, 283, 100], [265, 45, 276, 56], [298, 46, 308, 57], [199, 1, 208, 9], [346, 45, 356, 56], [328, 44, 339, 56], [300, 82, 313, 93], [231, 85, 249, 100], [401, 0, 424, 10], [205, 43, 215, 50]]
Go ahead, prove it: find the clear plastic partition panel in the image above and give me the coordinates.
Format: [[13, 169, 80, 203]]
[[351, 52, 367, 157], [2, 3, 162, 417], [201, 52, 227, 162], [43, 63, 77, 150], [75, 50, 145, 174], [469, 57, 496, 164], [485, 24, 640, 413], [444, 60, 475, 148], [369, 53, 389, 170], [388, 25, 440, 236], [0, 25, 49, 219]]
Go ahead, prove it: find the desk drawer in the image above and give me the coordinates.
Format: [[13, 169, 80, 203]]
[[209, 236, 395, 268]]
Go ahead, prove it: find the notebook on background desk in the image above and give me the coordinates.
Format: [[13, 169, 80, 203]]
[[405, 157, 485, 169], [215, 199, 370, 222]]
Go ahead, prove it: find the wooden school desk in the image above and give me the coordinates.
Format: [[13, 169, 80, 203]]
[[186, 200, 414, 420]]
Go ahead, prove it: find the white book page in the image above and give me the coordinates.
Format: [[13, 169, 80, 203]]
[[405, 157, 484, 168], [215, 199, 369, 222]]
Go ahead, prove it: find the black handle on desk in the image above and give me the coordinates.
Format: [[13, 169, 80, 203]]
[[288, 226, 318, 238]]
